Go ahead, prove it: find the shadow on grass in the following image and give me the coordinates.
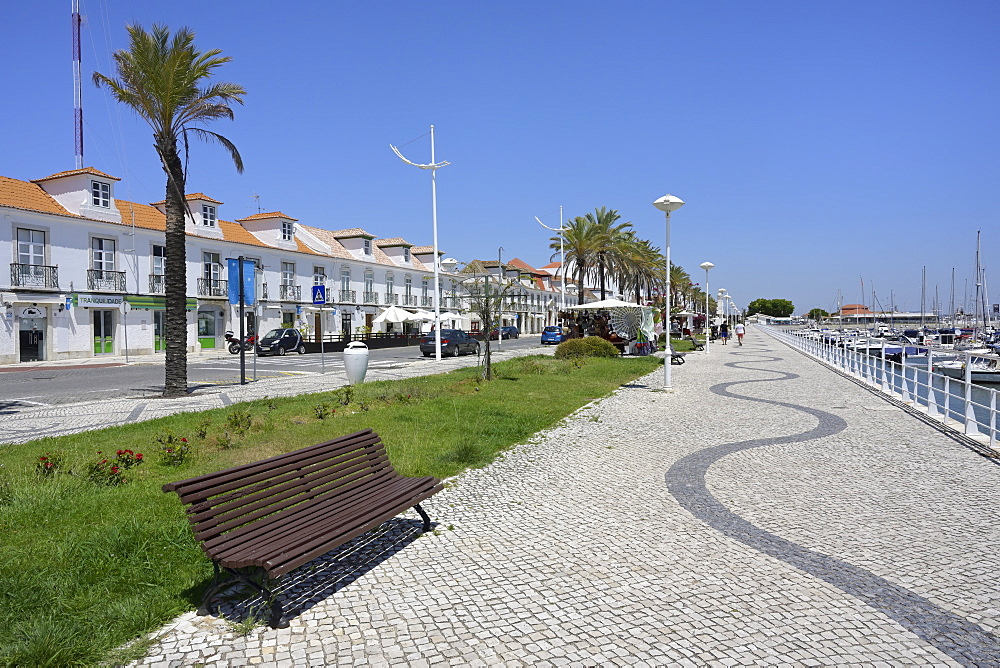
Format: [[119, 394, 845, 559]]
[[202, 514, 431, 626]]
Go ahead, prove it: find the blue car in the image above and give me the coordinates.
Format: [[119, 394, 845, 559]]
[[541, 325, 568, 345]]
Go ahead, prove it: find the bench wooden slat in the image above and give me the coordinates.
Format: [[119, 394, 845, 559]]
[[197, 465, 402, 547], [166, 431, 381, 501], [217, 475, 437, 566], [187, 451, 393, 531]]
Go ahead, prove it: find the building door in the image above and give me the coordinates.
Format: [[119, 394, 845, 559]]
[[153, 311, 166, 352], [314, 313, 323, 343], [365, 313, 374, 331], [19, 317, 46, 362], [93, 310, 114, 354], [341, 313, 353, 340], [197, 310, 217, 349]]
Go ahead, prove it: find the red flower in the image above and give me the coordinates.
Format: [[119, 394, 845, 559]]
[[136, 453, 143, 460], [180, 438, 188, 443], [39, 456, 47, 461], [45, 462, 53, 469], [111, 466, 120, 474], [116, 450, 123, 455]]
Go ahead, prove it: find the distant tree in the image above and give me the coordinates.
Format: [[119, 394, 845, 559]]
[[807, 308, 830, 320], [747, 298, 795, 318]]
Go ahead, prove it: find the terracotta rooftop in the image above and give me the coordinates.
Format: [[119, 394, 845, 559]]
[[236, 211, 298, 222], [150, 193, 223, 206], [507, 258, 544, 275], [32, 167, 120, 182], [0, 176, 85, 219], [410, 245, 442, 255], [329, 228, 376, 239], [375, 237, 413, 247]]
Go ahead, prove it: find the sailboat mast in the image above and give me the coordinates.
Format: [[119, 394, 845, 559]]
[[950, 267, 955, 327], [975, 231, 982, 338], [921, 266, 926, 329]]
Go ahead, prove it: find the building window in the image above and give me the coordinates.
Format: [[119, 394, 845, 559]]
[[364, 270, 375, 293], [92, 238, 116, 270], [202, 205, 217, 227], [281, 262, 295, 286], [421, 278, 429, 298], [281, 220, 294, 241], [17, 229, 45, 266], [386, 272, 394, 294], [313, 266, 326, 285], [340, 267, 351, 291], [91, 181, 110, 208], [404, 275, 413, 297], [203, 252, 221, 280], [403, 247, 410, 262], [363, 238, 372, 255], [152, 244, 166, 275]]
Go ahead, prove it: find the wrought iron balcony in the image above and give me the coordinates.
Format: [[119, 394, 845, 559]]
[[260, 283, 269, 301], [402, 295, 417, 306], [11, 263, 59, 289], [383, 293, 398, 305], [87, 269, 126, 292], [363, 291, 379, 304], [420, 296, 433, 308], [338, 289, 357, 303], [148, 274, 165, 294], [197, 277, 228, 297], [279, 284, 301, 301]]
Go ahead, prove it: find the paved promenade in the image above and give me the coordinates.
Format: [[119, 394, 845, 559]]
[[126, 331, 1000, 667]]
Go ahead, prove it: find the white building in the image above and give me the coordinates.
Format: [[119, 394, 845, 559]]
[[1, 166, 572, 364]]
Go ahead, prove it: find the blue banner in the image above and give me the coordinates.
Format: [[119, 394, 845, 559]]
[[227, 259, 256, 305]]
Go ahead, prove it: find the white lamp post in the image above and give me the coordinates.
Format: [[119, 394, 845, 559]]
[[535, 205, 566, 317], [699, 262, 714, 354], [390, 125, 450, 361], [652, 194, 685, 389]]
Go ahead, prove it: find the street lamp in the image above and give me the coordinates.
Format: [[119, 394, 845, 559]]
[[390, 125, 450, 361], [535, 206, 566, 317], [652, 194, 685, 390], [699, 261, 714, 354]]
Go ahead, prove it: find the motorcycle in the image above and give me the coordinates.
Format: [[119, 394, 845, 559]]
[[224, 330, 257, 354]]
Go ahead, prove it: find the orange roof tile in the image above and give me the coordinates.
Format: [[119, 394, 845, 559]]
[[32, 167, 120, 182], [150, 192, 224, 206], [296, 225, 357, 261], [236, 211, 298, 222], [375, 237, 413, 247], [329, 228, 375, 239], [410, 245, 441, 254], [0, 176, 84, 218]]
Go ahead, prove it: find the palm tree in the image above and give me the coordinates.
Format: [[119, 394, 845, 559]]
[[669, 264, 691, 311], [551, 216, 601, 304], [94, 24, 245, 397], [616, 235, 663, 303], [584, 207, 633, 300]]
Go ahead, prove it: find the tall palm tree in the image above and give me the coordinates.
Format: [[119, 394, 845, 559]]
[[616, 235, 663, 303], [94, 24, 245, 397], [669, 264, 691, 311], [551, 216, 601, 304], [583, 207, 633, 300]]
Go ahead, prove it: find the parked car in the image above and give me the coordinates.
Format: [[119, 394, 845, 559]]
[[419, 329, 481, 357], [540, 325, 568, 345], [256, 328, 306, 356], [489, 325, 520, 340]]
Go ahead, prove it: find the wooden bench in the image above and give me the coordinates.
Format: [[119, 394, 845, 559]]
[[162, 429, 442, 628], [669, 344, 687, 365], [684, 335, 705, 351]]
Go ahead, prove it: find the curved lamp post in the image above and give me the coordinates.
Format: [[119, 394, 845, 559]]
[[653, 194, 685, 389], [535, 205, 566, 318], [390, 125, 450, 360], [699, 261, 714, 354]]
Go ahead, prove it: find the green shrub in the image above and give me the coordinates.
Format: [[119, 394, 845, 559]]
[[554, 338, 590, 359], [581, 336, 620, 357]]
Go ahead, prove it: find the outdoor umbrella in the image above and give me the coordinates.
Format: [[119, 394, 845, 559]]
[[372, 305, 415, 324]]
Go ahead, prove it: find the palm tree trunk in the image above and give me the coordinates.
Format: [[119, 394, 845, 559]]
[[160, 138, 189, 398], [598, 255, 606, 300], [577, 264, 586, 304]]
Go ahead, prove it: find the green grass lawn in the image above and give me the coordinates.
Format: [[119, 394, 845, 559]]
[[0, 354, 659, 666]]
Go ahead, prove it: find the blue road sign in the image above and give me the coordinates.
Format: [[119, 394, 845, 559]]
[[312, 285, 327, 304]]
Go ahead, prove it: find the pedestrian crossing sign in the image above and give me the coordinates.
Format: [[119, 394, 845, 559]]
[[312, 285, 327, 304]]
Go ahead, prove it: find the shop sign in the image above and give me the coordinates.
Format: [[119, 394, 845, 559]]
[[19, 306, 47, 318], [76, 294, 124, 308]]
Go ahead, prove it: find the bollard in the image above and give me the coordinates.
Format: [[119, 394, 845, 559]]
[[343, 341, 370, 385]]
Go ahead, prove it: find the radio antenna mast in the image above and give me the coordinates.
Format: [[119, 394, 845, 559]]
[[72, 0, 83, 168]]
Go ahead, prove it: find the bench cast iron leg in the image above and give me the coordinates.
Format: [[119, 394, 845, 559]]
[[414, 504, 432, 532], [198, 563, 288, 629]]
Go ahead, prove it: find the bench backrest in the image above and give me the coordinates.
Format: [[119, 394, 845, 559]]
[[163, 429, 395, 548]]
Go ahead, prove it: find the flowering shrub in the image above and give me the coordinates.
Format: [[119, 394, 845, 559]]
[[156, 431, 193, 466], [34, 452, 66, 478], [85, 449, 144, 486]]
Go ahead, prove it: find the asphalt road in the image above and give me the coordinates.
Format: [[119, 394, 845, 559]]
[[0, 337, 541, 409]]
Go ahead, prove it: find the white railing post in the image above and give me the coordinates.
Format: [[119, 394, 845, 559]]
[[963, 352, 980, 436], [990, 390, 997, 450]]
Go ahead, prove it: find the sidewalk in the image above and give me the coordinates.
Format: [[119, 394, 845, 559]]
[[131, 332, 1000, 666], [0, 346, 542, 445]]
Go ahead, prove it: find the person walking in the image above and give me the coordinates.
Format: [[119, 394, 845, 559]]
[[734, 322, 746, 345], [719, 321, 729, 345]]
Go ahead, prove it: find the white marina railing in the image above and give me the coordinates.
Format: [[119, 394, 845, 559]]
[[762, 325, 1000, 452]]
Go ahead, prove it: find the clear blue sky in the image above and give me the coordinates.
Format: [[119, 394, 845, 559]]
[[3, 1, 998, 315]]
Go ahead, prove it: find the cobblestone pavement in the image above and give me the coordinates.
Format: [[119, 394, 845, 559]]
[[132, 330, 1000, 667]]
